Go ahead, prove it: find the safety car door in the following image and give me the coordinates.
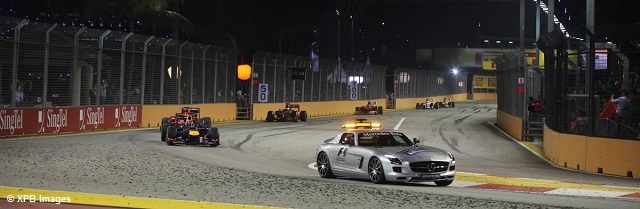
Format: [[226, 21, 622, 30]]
[[332, 133, 353, 171]]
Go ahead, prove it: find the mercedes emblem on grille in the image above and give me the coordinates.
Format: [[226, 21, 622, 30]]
[[427, 163, 436, 172]]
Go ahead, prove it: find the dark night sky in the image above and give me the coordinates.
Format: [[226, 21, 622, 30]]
[[1, 0, 637, 67]]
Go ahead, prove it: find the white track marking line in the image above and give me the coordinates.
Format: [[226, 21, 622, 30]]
[[544, 188, 634, 198], [394, 118, 406, 130]]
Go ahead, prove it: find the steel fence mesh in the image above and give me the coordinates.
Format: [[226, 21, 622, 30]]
[[3, 16, 467, 111]]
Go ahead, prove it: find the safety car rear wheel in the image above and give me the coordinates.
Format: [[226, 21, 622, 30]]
[[317, 152, 335, 178]]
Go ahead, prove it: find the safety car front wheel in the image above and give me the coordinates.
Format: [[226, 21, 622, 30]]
[[368, 157, 387, 184], [317, 152, 335, 178]]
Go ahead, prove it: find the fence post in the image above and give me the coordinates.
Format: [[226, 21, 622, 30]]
[[71, 27, 87, 107], [190, 48, 194, 104], [95, 30, 111, 106], [119, 33, 134, 105], [160, 39, 172, 105], [213, 47, 221, 103], [10, 19, 27, 107], [140, 36, 154, 105], [272, 54, 280, 103], [43, 23, 58, 107], [177, 41, 188, 104], [259, 52, 270, 104], [202, 45, 210, 104]]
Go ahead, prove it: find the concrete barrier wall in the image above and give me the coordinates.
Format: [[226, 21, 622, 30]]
[[142, 104, 237, 127], [252, 99, 386, 121], [544, 124, 640, 178], [472, 93, 497, 101], [496, 110, 522, 141], [394, 93, 467, 109]]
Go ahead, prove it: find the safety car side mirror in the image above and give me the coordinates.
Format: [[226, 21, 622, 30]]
[[413, 138, 420, 144]]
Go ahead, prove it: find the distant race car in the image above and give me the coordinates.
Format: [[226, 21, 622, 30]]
[[438, 98, 455, 108], [160, 107, 220, 147], [267, 103, 308, 122], [416, 99, 438, 109], [355, 101, 383, 115], [316, 119, 456, 186]]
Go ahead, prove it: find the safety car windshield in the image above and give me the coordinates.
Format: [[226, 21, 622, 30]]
[[357, 132, 413, 147]]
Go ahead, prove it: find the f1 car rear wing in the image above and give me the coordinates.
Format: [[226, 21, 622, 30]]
[[182, 107, 200, 114]]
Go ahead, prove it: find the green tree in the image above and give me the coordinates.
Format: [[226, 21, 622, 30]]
[[84, 0, 194, 37]]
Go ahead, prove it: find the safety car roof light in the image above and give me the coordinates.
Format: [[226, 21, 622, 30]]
[[342, 119, 382, 129]]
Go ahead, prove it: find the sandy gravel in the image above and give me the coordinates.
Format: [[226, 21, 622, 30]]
[[0, 131, 576, 209]]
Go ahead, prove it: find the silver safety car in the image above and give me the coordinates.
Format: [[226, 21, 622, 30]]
[[315, 120, 455, 186]]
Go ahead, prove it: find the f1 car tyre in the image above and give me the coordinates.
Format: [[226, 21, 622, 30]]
[[291, 111, 298, 122], [416, 103, 420, 109], [160, 123, 169, 141], [266, 111, 274, 122], [300, 111, 308, 121], [166, 126, 177, 146], [208, 127, 219, 139], [161, 117, 169, 131], [356, 107, 360, 112], [368, 157, 387, 184], [317, 152, 335, 178], [435, 104, 439, 109], [435, 180, 453, 186], [208, 127, 220, 147], [451, 102, 455, 108], [196, 117, 212, 127], [377, 106, 383, 114]]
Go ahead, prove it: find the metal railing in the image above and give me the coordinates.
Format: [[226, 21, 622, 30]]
[[0, 16, 239, 107], [393, 68, 467, 99], [249, 52, 387, 103]]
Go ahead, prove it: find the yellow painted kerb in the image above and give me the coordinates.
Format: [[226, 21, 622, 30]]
[[0, 186, 282, 209]]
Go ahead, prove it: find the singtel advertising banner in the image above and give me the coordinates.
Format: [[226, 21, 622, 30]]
[[0, 105, 142, 137]]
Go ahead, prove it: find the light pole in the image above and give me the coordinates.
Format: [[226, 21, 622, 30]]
[[336, 10, 340, 60], [350, 15, 354, 61]]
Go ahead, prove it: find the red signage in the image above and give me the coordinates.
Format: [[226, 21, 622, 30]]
[[0, 105, 142, 137]]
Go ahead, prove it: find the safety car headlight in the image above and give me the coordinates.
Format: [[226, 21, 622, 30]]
[[384, 154, 402, 165]]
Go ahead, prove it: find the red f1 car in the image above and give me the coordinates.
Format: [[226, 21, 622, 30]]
[[267, 103, 308, 122], [160, 107, 220, 146], [355, 101, 383, 115]]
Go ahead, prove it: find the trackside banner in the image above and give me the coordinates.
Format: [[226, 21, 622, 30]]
[[0, 105, 142, 137]]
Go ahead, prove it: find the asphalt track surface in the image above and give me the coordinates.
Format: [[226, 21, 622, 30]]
[[1, 101, 639, 209]]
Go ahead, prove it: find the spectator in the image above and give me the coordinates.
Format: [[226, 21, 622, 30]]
[[606, 78, 619, 98], [635, 73, 640, 95], [100, 80, 107, 104], [570, 110, 589, 134], [15, 82, 24, 103], [533, 98, 542, 113], [527, 97, 535, 113], [629, 90, 640, 106], [611, 90, 631, 123]]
